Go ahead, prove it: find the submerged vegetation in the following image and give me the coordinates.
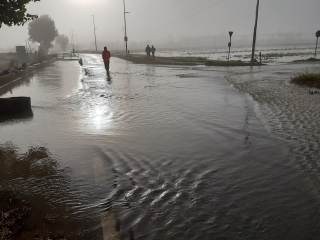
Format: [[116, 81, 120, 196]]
[[291, 72, 320, 88], [0, 144, 81, 240]]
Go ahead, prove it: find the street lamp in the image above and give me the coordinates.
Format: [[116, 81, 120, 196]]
[[251, 0, 260, 65], [123, 0, 129, 55], [91, 15, 98, 52], [227, 31, 234, 61], [315, 30, 320, 58]]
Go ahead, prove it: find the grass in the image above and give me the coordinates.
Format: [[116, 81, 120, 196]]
[[291, 72, 320, 88]]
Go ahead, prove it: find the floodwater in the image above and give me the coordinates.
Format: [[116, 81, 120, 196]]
[[1, 54, 320, 239], [140, 46, 316, 64]]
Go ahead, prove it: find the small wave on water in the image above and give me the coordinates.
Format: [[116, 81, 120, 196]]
[[226, 64, 320, 215]]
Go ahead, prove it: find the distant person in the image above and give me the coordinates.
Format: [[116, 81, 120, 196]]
[[102, 46, 111, 78], [145, 45, 151, 56], [151, 45, 156, 57]]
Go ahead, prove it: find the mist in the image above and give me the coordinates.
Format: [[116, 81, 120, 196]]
[[0, 0, 319, 51]]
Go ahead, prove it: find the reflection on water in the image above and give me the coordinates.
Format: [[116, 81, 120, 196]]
[[87, 104, 114, 131], [1, 55, 320, 239]]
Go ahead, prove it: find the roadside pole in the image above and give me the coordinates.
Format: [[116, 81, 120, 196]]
[[251, 0, 260, 65]]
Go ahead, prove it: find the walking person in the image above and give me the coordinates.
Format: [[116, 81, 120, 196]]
[[151, 45, 156, 57], [145, 45, 151, 57], [102, 46, 111, 78]]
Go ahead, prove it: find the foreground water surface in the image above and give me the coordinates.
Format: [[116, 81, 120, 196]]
[[1, 55, 320, 239]]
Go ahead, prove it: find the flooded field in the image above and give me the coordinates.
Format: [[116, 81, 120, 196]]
[[138, 46, 316, 64], [1, 55, 320, 239]]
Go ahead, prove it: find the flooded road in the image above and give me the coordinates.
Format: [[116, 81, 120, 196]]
[[1, 55, 320, 239]]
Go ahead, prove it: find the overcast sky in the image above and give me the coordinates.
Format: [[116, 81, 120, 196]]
[[0, 0, 319, 50]]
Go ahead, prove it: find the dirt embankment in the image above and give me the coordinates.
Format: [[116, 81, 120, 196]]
[[0, 54, 57, 90]]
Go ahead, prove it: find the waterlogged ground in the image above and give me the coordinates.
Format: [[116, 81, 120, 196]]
[[1, 55, 320, 239]]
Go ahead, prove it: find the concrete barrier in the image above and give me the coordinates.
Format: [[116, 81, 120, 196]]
[[0, 97, 33, 120]]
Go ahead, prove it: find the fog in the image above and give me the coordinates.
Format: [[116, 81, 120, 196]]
[[1, 0, 319, 51]]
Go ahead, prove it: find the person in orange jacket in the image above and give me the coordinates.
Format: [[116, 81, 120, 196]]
[[102, 46, 111, 78]]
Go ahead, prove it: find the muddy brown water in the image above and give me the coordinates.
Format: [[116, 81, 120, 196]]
[[1, 54, 320, 239]]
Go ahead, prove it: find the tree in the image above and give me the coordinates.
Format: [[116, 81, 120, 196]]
[[0, 0, 40, 28], [28, 15, 58, 56], [315, 30, 320, 57], [55, 34, 69, 52]]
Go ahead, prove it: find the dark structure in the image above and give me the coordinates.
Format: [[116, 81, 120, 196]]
[[0, 97, 33, 120]]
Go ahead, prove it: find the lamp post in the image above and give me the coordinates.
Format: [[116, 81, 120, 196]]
[[71, 31, 75, 53], [251, 0, 260, 65], [227, 31, 234, 61], [315, 30, 320, 58], [92, 15, 98, 52], [123, 0, 129, 55]]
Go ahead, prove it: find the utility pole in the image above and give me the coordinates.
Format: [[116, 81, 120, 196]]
[[315, 30, 320, 57], [227, 31, 234, 61], [251, 0, 260, 65], [71, 31, 75, 54], [92, 15, 98, 52], [123, 0, 129, 55]]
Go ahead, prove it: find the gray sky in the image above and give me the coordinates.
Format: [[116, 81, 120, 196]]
[[0, 0, 319, 50]]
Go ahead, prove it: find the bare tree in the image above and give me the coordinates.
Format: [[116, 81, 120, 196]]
[[28, 15, 58, 56], [55, 34, 70, 52]]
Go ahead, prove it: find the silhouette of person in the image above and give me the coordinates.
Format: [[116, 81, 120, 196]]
[[145, 45, 151, 56], [102, 46, 111, 78], [151, 45, 156, 57]]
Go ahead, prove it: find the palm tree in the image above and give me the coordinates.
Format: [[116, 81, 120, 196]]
[[251, 0, 260, 65], [315, 30, 320, 57]]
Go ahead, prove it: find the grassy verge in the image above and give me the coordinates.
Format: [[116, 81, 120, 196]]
[[291, 72, 320, 88]]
